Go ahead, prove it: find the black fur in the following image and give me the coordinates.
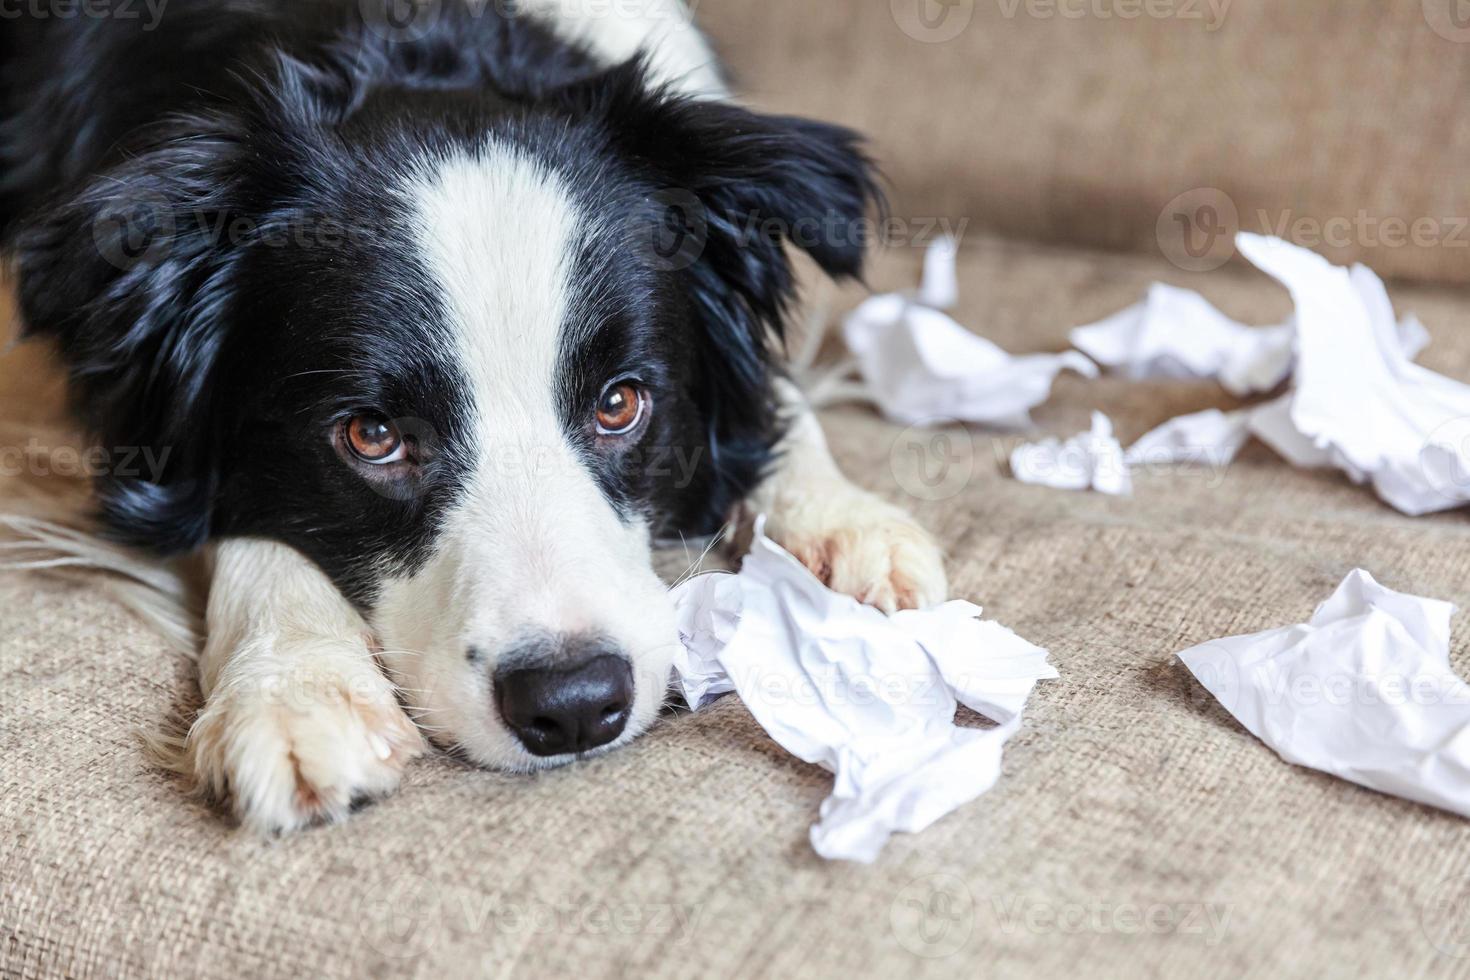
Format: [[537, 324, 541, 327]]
[[0, 0, 881, 605]]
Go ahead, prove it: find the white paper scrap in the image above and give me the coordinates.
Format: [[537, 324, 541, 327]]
[[1103, 236, 1470, 514], [669, 522, 1057, 862], [1071, 283, 1294, 396], [1123, 408, 1253, 468], [1072, 276, 1429, 397], [1010, 412, 1132, 495], [1178, 569, 1470, 818], [841, 239, 1096, 428], [1235, 234, 1470, 515], [916, 233, 960, 310]]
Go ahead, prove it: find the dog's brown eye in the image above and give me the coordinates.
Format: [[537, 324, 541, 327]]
[[345, 414, 405, 464], [596, 383, 644, 435]]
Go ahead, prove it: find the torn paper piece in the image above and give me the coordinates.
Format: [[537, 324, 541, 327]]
[[670, 569, 742, 711], [1178, 569, 1470, 819], [915, 233, 960, 310], [669, 522, 1056, 863], [840, 239, 1096, 428], [1071, 283, 1294, 396], [1234, 233, 1470, 515], [1105, 237, 1469, 513], [1071, 279, 1430, 398], [1124, 408, 1252, 468], [1010, 412, 1132, 495]]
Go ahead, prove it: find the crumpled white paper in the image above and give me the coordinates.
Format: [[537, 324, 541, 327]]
[[1235, 235, 1470, 514], [1178, 569, 1470, 818], [1123, 408, 1251, 469], [670, 521, 1057, 862], [1071, 274, 1429, 397], [1072, 283, 1295, 397], [841, 238, 1096, 428], [1010, 412, 1132, 496], [1107, 235, 1470, 515]]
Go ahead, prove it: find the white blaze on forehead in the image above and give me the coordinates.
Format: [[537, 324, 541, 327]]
[[400, 142, 659, 631], [409, 144, 579, 439], [378, 143, 679, 771]]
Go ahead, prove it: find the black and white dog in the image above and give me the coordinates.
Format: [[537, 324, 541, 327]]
[[0, 0, 946, 831]]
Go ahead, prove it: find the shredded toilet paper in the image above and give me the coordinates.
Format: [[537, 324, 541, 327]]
[[1178, 569, 1470, 819], [1071, 283, 1296, 397], [1010, 412, 1132, 496], [670, 521, 1057, 862], [840, 238, 1095, 428], [1071, 273, 1429, 397], [1123, 408, 1252, 470], [1077, 235, 1470, 514]]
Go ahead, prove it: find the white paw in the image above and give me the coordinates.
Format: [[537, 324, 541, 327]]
[[758, 483, 949, 613], [184, 640, 424, 834]]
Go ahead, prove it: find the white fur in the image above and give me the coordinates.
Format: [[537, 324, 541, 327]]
[[372, 145, 679, 771], [745, 380, 949, 614], [512, 0, 727, 98], [188, 539, 423, 833]]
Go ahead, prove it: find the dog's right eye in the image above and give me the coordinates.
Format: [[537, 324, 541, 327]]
[[344, 415, 406, 464]]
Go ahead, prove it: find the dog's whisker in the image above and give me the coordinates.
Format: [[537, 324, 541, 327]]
[[669, 523, 731, 590]]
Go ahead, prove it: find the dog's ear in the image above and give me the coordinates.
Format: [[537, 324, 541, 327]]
[[557, 61, 885, 528], [563, 60, 883, 319], [12, 115, 250, 552]]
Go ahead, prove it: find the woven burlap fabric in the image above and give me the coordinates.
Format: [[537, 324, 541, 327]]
[[6, 236, 1470, 978], [697, 0, 1470, 286]]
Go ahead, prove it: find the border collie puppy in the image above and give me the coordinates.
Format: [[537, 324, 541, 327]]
[[0, 0, 947, 832]]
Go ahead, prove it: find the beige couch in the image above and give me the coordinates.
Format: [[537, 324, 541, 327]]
[[7, 2, 1470, 976]]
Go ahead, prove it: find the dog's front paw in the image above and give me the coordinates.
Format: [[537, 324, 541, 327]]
[[185, 643, 424, 834], [759, 483, 948, 613]]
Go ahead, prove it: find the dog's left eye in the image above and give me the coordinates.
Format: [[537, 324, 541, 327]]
[[595, 382, 646, 435], [344, 414, 407, 464]]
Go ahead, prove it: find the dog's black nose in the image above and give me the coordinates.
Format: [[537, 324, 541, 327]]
[[494, 653, 634, 756]]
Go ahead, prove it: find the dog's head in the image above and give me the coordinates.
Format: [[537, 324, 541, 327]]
[[12, 30, 879, 769]]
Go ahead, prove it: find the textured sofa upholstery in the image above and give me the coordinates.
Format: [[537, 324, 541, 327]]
[[700, 0, 1470, 285], [6, 2, 1470, 977]]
